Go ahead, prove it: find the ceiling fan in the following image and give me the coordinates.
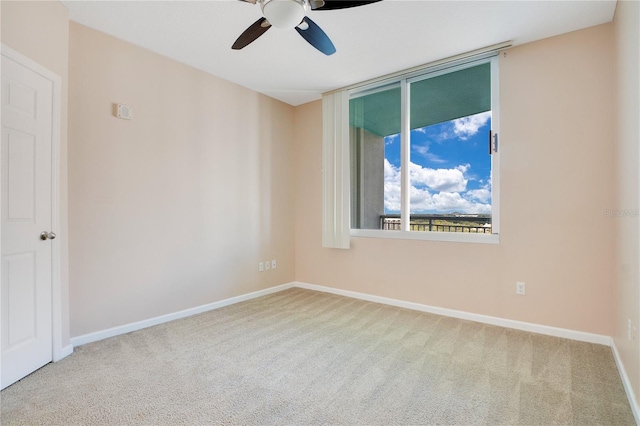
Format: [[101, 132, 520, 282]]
[[232, 0, 381, 56]]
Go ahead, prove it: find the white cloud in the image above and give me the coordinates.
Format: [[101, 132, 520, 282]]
[[405, 187, 491, 214], [383, 159, 402, 212], [456, 164, 470, 174], [412, 144, 447, 164], [383, 159, 490, 213], [451, 111, 491, 140], [413, 145, 428, 155], [433, 111, 492, 142], [465, 179, 492, 203], [384, 134, 399, 145], [432, 192, 492, 214], [409, 161, 467, 192], [465, 188, 491, 203]]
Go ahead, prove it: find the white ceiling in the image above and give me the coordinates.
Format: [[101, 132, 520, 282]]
[[62, 0, 617, 106]]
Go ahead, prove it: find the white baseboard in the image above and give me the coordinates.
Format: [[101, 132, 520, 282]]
[[68, 278, 615, 356], [52, 343, 74, 362], [67, 279, 638, 419], [69, 280, 611, 348], [299, 281, 640, 419], [611, 340, 640, 424], [294, 282, 611, 346], [70, 283, 295, 347], [60, 344, 74, 359]]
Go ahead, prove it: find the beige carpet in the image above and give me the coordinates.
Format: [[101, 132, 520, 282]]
[[1, 288, 635, 425]]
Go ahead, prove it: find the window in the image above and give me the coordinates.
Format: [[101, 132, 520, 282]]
[[347, 56, 499, 243], [322, 52, 501, 248]]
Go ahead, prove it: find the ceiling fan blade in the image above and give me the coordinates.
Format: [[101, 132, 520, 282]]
[[310, 0, 381, 10], [295, 17, 336, 56], [237, 0, 257, 4], [232, 18, 272, 50]]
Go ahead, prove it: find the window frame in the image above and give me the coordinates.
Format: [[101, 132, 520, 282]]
[[347, 55, 500, 244]]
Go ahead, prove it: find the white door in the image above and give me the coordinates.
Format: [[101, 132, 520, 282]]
[[1, 53, 54, 390]]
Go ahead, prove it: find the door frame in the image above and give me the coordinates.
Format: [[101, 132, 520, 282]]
[[1, 44, 64, 362]]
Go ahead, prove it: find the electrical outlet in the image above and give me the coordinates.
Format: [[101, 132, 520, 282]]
[[264, 260, 270, 271], [271, 259, 277, 269], [258, 262, 264, 272], [516, 282, 526, 295]]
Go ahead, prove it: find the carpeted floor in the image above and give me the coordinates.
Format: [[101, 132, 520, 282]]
[[1, 288, 635, 425]]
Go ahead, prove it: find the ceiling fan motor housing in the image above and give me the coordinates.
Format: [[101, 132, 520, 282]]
[[261, 0, 308, 28]]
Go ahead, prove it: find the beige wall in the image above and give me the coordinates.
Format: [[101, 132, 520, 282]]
[[295, 23, 616, 336], [3, 3, 635, 396], [1, 0, 71, 347], [613, 0, 640, 406], [68, 23, 295, 337]]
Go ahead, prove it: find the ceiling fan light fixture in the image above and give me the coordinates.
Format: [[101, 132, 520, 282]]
[[261, 0, 307, 28]]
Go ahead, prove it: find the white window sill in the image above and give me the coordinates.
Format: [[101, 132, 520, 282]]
[[350, 229, 499, 244]]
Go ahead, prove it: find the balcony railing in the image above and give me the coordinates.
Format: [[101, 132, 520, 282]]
[[380, 214, 492, 234]]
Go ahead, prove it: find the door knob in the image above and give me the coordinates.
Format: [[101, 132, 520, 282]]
[[40, 231, 56, 241]]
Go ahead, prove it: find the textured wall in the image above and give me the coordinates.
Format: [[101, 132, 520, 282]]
[[294, 23, 616, 336], [68, 23, 295, 337], [613, 0, 640, 408]]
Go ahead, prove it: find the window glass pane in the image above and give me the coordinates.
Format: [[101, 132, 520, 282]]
[[350, 85, 400, 230], [408, 64, 492, 233]]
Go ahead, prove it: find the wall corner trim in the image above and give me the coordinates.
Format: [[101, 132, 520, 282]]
[[294, 281, 640, 418], [611, 340, 640, 424], [55, 345, 74, 362], [67, 280, 637, 420], [294, 282, 611, 345], [70, 283, 296, 347], [72, 280, 614, 348]]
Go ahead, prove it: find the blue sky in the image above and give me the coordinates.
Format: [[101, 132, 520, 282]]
[[383, 111, 492, 214]]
